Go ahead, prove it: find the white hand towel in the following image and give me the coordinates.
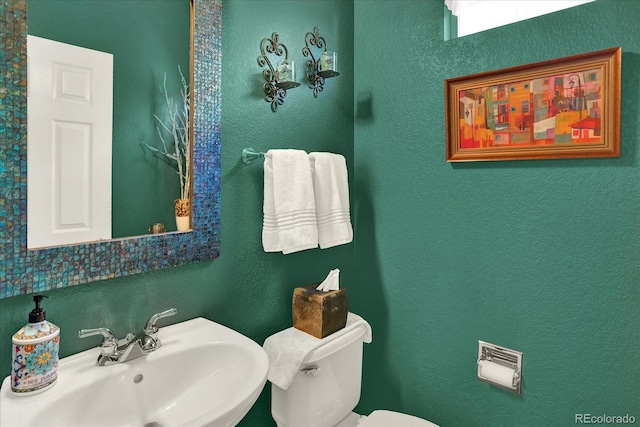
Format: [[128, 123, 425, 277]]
[[262, 149, 319, 254], [262, 312, 372, 390], [309, 152, 353, 249]]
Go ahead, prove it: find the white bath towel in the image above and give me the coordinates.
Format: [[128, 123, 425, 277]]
[[309, 152, 353, 249], [262, 149, 319, 254], [262, 312, 372, 391]]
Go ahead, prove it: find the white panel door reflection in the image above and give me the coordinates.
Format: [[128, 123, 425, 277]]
[[27, 35, 113, 249]]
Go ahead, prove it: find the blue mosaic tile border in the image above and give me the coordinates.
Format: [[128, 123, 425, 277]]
[[0, 0, 221, 299]]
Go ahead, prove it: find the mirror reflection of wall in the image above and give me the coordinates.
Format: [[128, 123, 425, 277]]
[[27, 0, 190, 244]]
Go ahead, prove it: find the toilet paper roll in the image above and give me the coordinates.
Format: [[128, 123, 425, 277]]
[[478, 360, 516, 388]]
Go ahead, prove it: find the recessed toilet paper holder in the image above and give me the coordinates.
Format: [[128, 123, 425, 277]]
[[477, 340, 523, 395]]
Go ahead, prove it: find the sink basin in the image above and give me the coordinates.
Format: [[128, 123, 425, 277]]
[[0, 317, 269, 427]]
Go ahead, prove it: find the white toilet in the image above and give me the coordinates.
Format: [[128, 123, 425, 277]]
[[266, 314, 439, 427]]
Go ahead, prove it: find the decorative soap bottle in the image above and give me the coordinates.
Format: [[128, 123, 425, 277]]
[[11, 295, 60, 395]]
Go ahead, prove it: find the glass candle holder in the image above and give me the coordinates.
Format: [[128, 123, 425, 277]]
[[319, 51, 337, 73], [277, 59, 295, 82]]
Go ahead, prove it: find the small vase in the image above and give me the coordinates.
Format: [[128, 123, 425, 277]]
[[174, 198, 190, 232]]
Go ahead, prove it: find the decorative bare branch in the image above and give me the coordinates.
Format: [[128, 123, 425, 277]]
[[142, 66, 190, 200]]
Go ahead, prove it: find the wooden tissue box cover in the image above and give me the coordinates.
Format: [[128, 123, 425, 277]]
[[293, 284, 348, 339]]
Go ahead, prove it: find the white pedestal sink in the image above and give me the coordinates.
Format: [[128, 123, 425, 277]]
[[0, 317, 268, 427]]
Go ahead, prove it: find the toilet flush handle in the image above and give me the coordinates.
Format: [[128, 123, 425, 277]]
[[299, 365, 321, 376]]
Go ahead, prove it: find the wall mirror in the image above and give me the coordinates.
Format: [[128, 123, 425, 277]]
[[27, 0, 191, 247], [0, 0, 221, 299]]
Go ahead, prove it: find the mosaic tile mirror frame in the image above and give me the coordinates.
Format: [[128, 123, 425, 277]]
[[0, 0, 221, 299]]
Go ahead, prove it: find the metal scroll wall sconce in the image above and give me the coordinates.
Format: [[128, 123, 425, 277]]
[[258, 32, 300, 112], [303, 27, 339, 98]]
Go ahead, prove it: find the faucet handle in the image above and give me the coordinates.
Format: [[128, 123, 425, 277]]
[[144, 308, 177, 335], [78, 328, 118, 354]]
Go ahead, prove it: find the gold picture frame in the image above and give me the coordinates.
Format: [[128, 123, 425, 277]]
[[445, 47, 621, 162]]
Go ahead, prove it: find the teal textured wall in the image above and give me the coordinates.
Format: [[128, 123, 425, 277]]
[[3, 1, 639, 426], [353, 0, 640, 425], [28, 0, 190, 237], [0, 1, 354, 425]]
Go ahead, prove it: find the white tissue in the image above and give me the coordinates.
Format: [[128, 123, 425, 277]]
[[316, 269, 340, 292], [478, 360, 516, 388]]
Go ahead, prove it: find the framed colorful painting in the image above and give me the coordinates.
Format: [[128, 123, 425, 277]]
[[445, 47, 621, 162]]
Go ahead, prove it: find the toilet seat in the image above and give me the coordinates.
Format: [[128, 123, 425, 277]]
[[358, 410, 439, 427]]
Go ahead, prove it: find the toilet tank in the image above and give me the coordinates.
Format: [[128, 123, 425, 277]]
[[271, 327, 366, 427]]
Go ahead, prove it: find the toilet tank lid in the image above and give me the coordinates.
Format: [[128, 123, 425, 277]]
[[304, 326, 366, 363], [359, 410, 439, 427], [303, 313, 372, 363]]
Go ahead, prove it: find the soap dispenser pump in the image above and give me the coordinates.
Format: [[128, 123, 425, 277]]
[[11, 295, 60, 394]]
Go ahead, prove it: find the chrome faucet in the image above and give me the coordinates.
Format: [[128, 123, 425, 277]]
[[78, 308, 177, 366]]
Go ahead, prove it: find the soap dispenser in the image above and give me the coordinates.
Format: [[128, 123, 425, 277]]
[[11, 295, 60, 394]]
